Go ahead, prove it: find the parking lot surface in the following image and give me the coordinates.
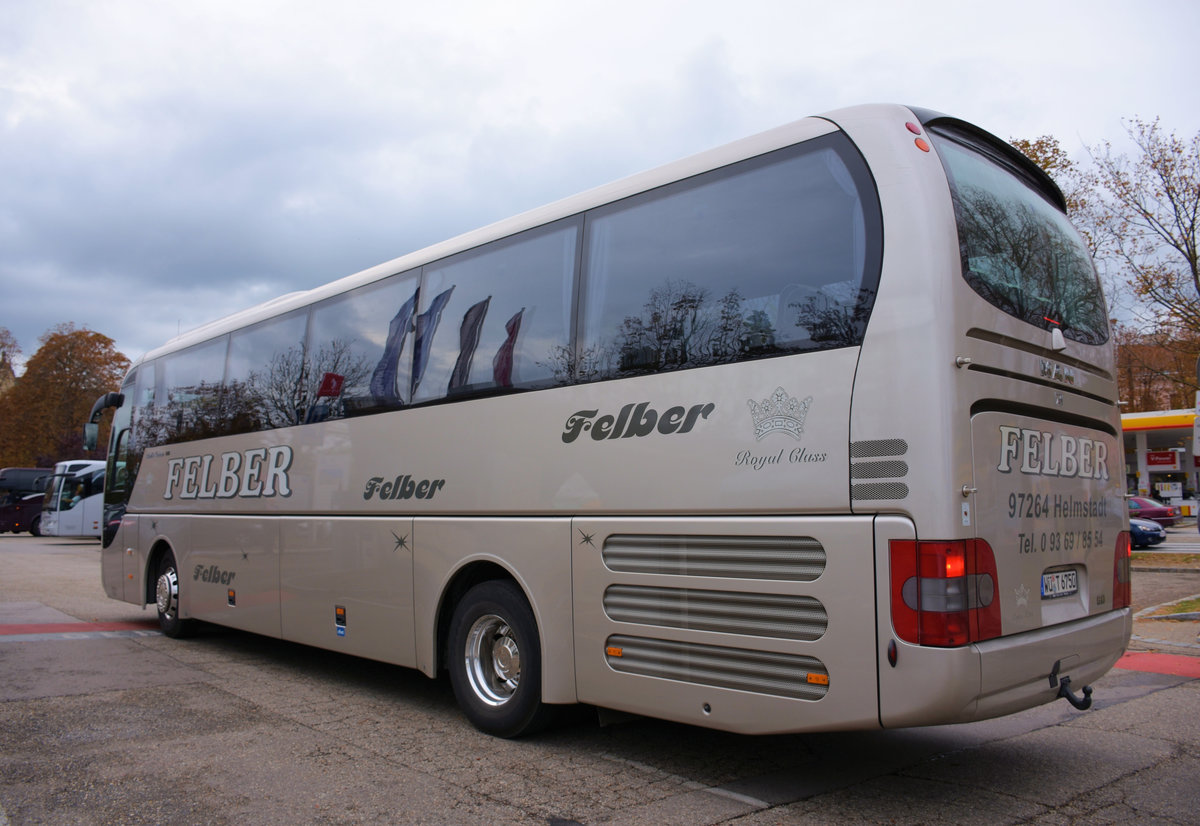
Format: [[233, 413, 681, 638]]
[[1, 534, 1198, 825]]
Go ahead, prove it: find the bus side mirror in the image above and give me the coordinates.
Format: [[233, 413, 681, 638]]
[[84, 392, 125, 451]]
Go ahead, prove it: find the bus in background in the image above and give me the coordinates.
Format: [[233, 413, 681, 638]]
[[88, 104, 1129, 738], [0, 467, 53, 535], [40, 460, 105, 538], [0, 467, 53, 502]]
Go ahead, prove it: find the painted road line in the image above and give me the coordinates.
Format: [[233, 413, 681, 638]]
[[0, 620, 161, 635]]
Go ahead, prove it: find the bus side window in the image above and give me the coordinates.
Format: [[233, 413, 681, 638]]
[[411, 220, 578, 405], [308, 270, 421, 418], [579, 135, 882, 381]]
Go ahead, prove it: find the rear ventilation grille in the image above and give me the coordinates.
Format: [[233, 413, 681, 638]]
[[851, 438, 909, 501], [602, 535, 826, 581], [605, 635, 830, 700], [603, 585, 827, 640]]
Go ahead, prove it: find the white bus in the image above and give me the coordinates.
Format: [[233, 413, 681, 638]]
[[40, 460, 105, 538], [89, 104, 1130, 738]]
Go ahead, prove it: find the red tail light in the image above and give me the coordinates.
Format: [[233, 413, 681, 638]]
[[889, 539, 1001, 647], [1113, 531, 1131, 610]]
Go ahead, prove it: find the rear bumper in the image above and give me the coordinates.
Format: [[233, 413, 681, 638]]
[[972, 607, 1131, 722]]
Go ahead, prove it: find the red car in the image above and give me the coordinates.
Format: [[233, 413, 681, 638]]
[[1126, 496, 1181, 528]]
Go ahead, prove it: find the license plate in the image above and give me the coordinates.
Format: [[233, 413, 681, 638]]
[[1041, 569, 1078, 599]]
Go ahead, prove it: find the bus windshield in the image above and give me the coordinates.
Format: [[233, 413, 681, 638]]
[[932, 127, 1109, 345]]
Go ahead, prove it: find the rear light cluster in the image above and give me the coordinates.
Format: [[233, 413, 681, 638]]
[[889, 539, 1002, 647], [1113, 531, 1131, 610]]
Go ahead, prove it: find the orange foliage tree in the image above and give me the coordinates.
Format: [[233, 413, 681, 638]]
[[0, 324, 130, 467]]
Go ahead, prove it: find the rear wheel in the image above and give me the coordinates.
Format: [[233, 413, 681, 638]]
[[447, 580, 554, 738], [155, 550, 196, 638]]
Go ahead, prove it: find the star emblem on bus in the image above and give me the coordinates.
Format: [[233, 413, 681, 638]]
[[392, 532, 409, 552]]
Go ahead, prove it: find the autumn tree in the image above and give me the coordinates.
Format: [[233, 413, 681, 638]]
[[0, 324, 130, 467], [1013, 121, 1200, 411], [1089, 119, 1200, 409]]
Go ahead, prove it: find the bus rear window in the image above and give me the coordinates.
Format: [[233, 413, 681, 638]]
[[932, 128, 1109, 345]]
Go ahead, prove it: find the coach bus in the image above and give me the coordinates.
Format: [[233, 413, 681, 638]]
[[40, 459, 105, 538], [87, 104, 1130, 737]]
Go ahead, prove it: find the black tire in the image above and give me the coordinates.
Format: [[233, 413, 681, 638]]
[[447, 580, 554, 738], [29, 515, 41, 537], [155, 549, 196, 638]]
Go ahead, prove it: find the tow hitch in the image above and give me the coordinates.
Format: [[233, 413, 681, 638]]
[[1049, 660, 1093, 710]]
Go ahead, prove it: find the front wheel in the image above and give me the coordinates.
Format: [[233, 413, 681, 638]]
[[447, 580, 554, 738], [29, 515, 41, 537], [155, 550, 196, 638]]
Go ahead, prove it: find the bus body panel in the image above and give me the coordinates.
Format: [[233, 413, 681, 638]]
[[280, 516, 416, 666], [973, 608, 1130, 721], [99, 515, 129, 600], [181, 516, 281, 637], [873, 515, 982, 727], [122, 349, 859, 519], [413, 518, 576, 702], [572, 516, 880, 735], [971, 411, 1124, 636]]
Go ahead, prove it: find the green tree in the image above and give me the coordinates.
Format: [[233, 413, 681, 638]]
[[0, 324, 130, 466]]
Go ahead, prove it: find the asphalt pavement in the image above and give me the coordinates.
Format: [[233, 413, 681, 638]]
[[1, 532, 1197, 825]]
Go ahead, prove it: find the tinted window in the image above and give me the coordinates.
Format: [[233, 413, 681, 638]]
[[309, 270, 421, 418], [412, 222, 578, 403], [144, 337, 228, 445], [580, 134, 881, 381], [227, 310, 311, 430], [933, 129, 1109, 345]]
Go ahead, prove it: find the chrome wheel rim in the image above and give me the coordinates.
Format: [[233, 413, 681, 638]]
[[156, 567, 179, 619], [464, 613, 520, 706]]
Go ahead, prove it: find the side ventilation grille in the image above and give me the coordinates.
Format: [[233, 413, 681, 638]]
[[602, 535, 826, 581], [851, 438, 910, 501], [603, 585, 828, 641], [605, 635, 830, 701]]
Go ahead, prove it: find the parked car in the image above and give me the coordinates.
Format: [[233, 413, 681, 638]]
[[1129, 516, 1167, 549], [1126, 496, 1181, 527], [0, 492, 44, 535]]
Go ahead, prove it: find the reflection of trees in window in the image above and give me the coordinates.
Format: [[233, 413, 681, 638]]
[[789, 288, 875, 348], [248, 339, 372, 427], [614, 280, 780, 374], [562, 280, 779, 378], [955, 184, 1107, 344], [137, 339, 372, 446]]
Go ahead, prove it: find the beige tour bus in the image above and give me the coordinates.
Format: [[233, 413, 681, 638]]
[[88, 103, 1131, 737]]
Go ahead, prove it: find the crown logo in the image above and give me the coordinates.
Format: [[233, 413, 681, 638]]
[[747, 387, 812, 441]]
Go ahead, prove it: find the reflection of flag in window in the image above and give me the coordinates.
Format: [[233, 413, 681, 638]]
[[316, 372, 345, 398], [448, 297, 491, 393], [492, 308, 524, 387], [370, 288, 418, 405], [411, 286, 455, 397]]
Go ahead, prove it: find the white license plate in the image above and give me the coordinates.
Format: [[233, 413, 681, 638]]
[[1041, 569, 1078, 599]]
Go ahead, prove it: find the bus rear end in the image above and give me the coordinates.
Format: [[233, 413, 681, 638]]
[[837, 107, 1130, 727]]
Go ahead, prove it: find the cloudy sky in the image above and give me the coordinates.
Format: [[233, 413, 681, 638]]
[[2, 0, 1196, 372]]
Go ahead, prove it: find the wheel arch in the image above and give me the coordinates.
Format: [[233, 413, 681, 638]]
[[144, 539, 175, 606], [434, 560, 520, 676]]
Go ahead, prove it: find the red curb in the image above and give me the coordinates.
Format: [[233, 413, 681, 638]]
[[1115, 651, 1200, 679], [0, 620, 161, 635]]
